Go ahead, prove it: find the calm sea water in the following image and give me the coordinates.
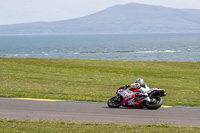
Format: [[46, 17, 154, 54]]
[[0, 34, 199, 62]]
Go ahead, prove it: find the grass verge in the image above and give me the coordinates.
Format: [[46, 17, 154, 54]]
[[0, 58, 200, 107], [0, 120, 200, 133]]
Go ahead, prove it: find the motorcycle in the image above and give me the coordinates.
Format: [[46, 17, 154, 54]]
[[107, 87, 166, 109]]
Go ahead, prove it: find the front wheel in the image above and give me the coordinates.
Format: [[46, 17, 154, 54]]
[[107, 96, 123, 108], [145, 96, 163, 110]]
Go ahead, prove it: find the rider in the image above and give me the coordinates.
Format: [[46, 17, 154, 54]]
[[124, 78, 151, 102]]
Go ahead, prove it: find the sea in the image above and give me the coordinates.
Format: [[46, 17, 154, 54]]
[[0, 34, 199, 62]]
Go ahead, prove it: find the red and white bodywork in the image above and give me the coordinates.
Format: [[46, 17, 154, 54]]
[[107, 87, 166, 109]]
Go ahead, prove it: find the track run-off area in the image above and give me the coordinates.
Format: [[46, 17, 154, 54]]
[[0, 97, 199, 127]]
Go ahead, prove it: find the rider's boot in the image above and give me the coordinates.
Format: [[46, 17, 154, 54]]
[[143, 96, 151, 102]]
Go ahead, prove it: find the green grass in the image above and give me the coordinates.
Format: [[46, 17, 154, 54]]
[[0, 57, 200, 107], [0, 120, 200, 133]]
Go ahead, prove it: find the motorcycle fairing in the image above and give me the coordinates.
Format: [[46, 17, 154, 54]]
[[117, 89, 144, 108]]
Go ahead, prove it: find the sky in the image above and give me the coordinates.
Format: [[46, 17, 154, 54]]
[[0, 0, 200, 25]]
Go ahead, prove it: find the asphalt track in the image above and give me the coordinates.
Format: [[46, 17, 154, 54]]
[[0, 98, 200, 127]]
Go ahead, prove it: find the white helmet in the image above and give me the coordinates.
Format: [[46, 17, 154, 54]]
[[135, 78, 144, 84]]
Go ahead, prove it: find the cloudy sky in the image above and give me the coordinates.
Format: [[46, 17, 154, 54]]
[[0, 0, 200, 25]]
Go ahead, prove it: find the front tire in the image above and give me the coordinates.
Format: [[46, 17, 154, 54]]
[[107, 96, 123, 108], [145, 96, 163, 110]]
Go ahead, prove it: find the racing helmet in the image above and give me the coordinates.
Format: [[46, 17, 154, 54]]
[[135, 78, 144, 84]]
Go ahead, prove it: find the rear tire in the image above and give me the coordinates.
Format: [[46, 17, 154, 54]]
[[145, 96, 163, 110], [107, 96, 123, 108]]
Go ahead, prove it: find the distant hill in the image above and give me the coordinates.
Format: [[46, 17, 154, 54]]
[[1, 3, 200, 35]]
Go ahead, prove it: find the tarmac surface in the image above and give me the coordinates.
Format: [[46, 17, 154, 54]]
[[0, 97, 200, 127]]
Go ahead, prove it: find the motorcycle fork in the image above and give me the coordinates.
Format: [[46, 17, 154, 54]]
[[114, 95, 121, 101]]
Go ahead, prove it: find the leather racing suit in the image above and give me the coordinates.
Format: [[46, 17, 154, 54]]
[[125, 83, 151, 103]]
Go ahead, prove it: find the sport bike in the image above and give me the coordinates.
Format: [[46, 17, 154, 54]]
[[107, 87, 166, 109]]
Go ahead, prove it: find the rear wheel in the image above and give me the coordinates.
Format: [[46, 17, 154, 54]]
[[145, 96, 163, 110], [107, 96, 123, 108]]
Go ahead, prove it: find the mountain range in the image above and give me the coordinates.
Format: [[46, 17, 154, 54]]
[[1, 3, 200, 35]]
